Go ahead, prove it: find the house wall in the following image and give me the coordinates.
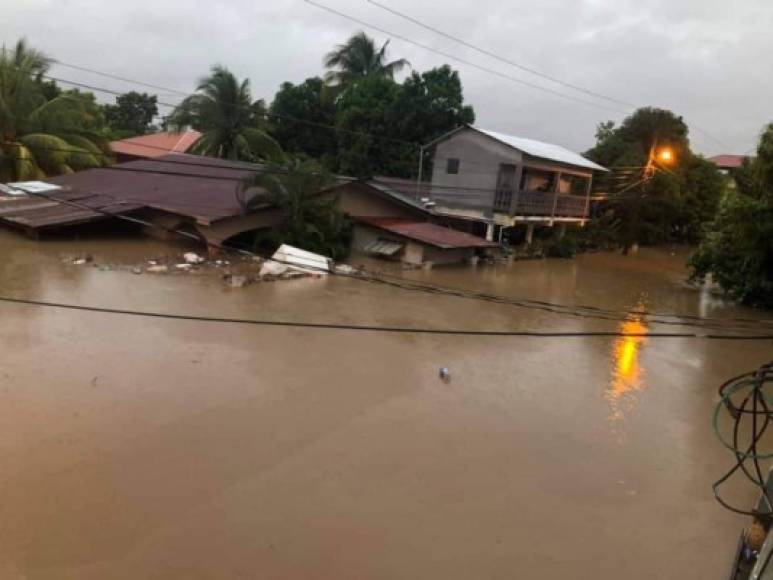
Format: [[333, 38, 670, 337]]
[[196, 208, 284, 245], [431, 129, 521, 212], [352, 223, 475, 266], [335, 183, 424, 219], [423, 246, 474, 265]]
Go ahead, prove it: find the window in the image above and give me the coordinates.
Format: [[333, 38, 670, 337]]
[[446, 158, 460, 174]]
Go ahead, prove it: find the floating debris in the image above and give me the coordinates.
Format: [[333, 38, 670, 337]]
[[439, 367, 450, 381], [183, 252, 205, 264], [131, 267, 143, 275], [334, 264, 358, 275], [259, 260, 288, 277], [175, 263, 193, 270], [147, 265, 168, 274]]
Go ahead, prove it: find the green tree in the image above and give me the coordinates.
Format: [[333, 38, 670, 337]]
[[0, 39, 108, 180], [268, 77, 337, 166], [689, 123, 773, 307], [324, 31, 409, 96], [334, 75, 406, 177], [334, 67, 475, 178], [169, 65, 282, 161], [241, 157, 351, 259], [104, 91, 158, 137], [585, 107, 724, 250]]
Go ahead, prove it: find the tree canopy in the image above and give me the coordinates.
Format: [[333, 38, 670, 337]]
[[689, 123, 773, 307], [585, 107, 725, 248], [103, 91, 158, 138], [169, 65, 282, 162], [323, 32, 409, 96], [0, 39, 108, 180]]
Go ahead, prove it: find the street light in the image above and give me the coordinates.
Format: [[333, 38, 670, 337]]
[[658, 147, 674, 164]]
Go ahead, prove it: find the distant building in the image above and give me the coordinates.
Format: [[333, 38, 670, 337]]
[[423, 125, 607, 243], [708, 154, 749, 174], [110, 131, 202, 163]]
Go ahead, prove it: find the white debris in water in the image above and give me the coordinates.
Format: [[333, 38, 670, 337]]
[[147, 265, 168, 274], [439, 367, 450, 381], [175, 263, 193, 270], [183, 252, 205, 264], [259, 260, 288, 277], [334, 264, 358, 275]]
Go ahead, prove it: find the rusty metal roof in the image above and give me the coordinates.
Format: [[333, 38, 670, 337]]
[[355, 217, 497, 249], [0, 154, 262, 230], [110, 131, 202, 159]]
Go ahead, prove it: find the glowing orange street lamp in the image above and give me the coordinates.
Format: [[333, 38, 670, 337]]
[[658, 147, 674, 164]]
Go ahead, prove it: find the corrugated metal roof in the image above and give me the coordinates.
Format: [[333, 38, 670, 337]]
[[473, 127, 608, 172], [364, 178, 429, 212], [110, 131, 202, 159], [0, 154, 262, 229], [356, 217, 497, 249]]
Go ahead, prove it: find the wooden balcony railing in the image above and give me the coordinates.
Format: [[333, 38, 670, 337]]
[[492, 189, 588, 218]]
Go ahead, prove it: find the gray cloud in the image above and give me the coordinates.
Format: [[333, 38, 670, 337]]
[[3, 0, 770, 154]]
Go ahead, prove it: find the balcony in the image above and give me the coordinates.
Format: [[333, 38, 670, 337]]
[[493, 189, 589, 218]]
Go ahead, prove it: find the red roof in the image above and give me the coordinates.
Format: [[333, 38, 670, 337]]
[[356, 217, 497, 249], [110, 131, 202, 159], [709, 154, 747, 169]]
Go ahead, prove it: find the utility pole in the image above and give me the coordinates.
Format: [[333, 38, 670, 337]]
[[415, 144, 426, 200]]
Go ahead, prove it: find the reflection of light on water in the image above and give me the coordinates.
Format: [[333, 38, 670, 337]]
[[606, 315, 649, 423]]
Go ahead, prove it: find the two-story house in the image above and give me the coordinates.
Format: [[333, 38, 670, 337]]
[[424, 125, 607, 243]]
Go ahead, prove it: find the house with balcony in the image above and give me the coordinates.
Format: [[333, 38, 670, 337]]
[[424, 125, 607, 243]]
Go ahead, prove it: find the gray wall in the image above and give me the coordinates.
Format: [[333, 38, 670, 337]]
[[430, 130, 522, 211]]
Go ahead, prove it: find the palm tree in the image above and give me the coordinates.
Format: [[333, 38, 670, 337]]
[[324, 32, 409, 93], [239, 157, 351, 259], [169, 66, 282, 162], [0, 39, 107, 180]]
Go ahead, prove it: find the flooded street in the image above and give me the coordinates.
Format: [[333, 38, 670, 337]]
[[0, 229, 771, 579]]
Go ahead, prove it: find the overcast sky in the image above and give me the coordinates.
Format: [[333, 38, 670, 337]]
[[3, 0, 771, 155]]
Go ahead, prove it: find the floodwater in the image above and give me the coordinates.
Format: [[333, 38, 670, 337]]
[[0, 229, 771, 579]]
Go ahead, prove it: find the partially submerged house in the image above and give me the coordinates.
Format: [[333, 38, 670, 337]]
[[424, 125, 607, 243], [110, 131, 202, 163], [0, 154, 277, 246], [0, 158, 494, 266], [335, 178, 496, 265]]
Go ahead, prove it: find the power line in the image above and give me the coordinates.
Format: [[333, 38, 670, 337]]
[[364, 0, 634, 108], [305, 0, 626, 114], [10, 184, 773, 334], [43, 69, 419, 149], [1, 295, 772, 339], [309, 0, 729, 152]]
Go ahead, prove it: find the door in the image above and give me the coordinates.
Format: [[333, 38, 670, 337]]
[[494, 164, 517, 211]]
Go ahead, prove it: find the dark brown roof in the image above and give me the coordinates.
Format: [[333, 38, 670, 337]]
[[709, 154, 748, 169], [355, 217, 497, 249], [0, 154, 262, 230], [110, 131, 202, 159]]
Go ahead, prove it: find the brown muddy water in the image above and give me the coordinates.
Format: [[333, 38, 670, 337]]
[[0, 229, 772, 579]]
